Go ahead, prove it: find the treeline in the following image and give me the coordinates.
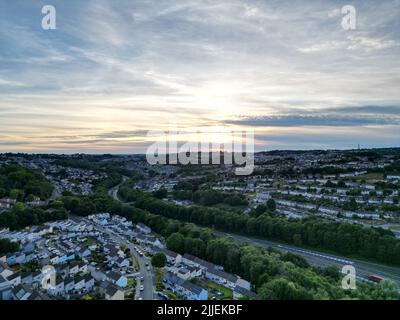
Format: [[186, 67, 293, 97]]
[[113, 205, 341, 299], [0, 238, 19, 255], [173, 189, 248, 207], [135, 196, 400, 265], [0, 205, 68, 231], [172, 178, 248, 206], [0, 165, 53, 200], [54, 159, 99, 170]]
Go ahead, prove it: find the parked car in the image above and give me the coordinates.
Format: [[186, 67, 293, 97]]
[[157, 292, 169, 300]]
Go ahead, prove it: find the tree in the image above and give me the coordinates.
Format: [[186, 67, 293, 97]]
[[266, 199, 276, 212], [0, 238, 19, 254], [338, 180, 346, 188], [292, 234, 303, 246], [370, 280, 400, 300], [166, 233, 185, 253], [9, 189, 24, 201], [253, 204, 267, 217], [151, 252, 167, 268], [153, 188, 168, 199], [258, 278, 312, 300], [321, 265, 340, 281]]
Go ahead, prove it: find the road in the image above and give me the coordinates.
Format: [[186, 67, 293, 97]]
[[92, 221, 156, 300], [108, 176, 128, 201], [74, 215, 156, 300], [105, 179, 157, 299], [216, 231, 400, 286]]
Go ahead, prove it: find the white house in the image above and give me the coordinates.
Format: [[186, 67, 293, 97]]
[[6, 273, 21, 287], [48, 279, 65, 296], [205, 269, 237, 289], [105, 284, 124, 300], [64, 278, 75, 293]]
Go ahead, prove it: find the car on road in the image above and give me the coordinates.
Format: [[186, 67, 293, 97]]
[[140, 285, 144, 291], [147, 266, 151, 271]]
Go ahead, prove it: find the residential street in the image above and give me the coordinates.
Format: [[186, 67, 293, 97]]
[[74, 215, 157, 300]]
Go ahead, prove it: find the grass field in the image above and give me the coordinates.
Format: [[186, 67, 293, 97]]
[[354, 173, 384, 182]]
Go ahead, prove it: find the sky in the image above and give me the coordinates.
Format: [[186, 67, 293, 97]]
[[0, 0, 399, 153]]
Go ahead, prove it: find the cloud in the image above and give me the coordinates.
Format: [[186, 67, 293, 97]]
[[297, 35, 399, 53], [224, 105, 400, 127], [0, 0, 399, 152]]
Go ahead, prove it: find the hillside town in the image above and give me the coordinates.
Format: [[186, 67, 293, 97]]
[[1, 149, 400, 300]]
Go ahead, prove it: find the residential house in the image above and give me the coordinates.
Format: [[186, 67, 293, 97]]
[[105, 283, 124, 300], [233, 285, 257, 300], [20, 272, 33, 285], [78, 248, 91, 259], [69, 262, 86, 275], [0, 275, 12, 300], [136, 223, 151, 234], [205, 269, 237, 289], [107, 271, 127, 288], [163, 272, 207, 300], [153, 247, 182, 265], [64, 277, 75, 293], [0, 262, 13, 278], [74, 276, 86, 292], [32, 271, 43, 287], [7, 273, 21, 287], [115, 257, 130, 268], [6, 253, 16, 266], [179, 281, 208, 300], [12, 284, 34, 300], [236, 278, 251, 291], [84, 275, 95, 291], [48, 278, 65, 296]]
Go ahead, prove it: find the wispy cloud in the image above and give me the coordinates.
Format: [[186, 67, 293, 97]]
[[0, 0, 399, 152], [224, 105, 400, 127]]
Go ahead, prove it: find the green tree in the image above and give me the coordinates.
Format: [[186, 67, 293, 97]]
[[266, 199, 276, 212], [151, 252, 167, 268], [153, 188, 168, 199], [166, 233, 185, 253], [0, 239, 19, 254], [258, 278, 312, 300], [9, 189, 24, 201]]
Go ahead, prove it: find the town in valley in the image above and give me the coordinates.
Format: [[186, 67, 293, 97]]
[[1, 149, 400, 300]]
